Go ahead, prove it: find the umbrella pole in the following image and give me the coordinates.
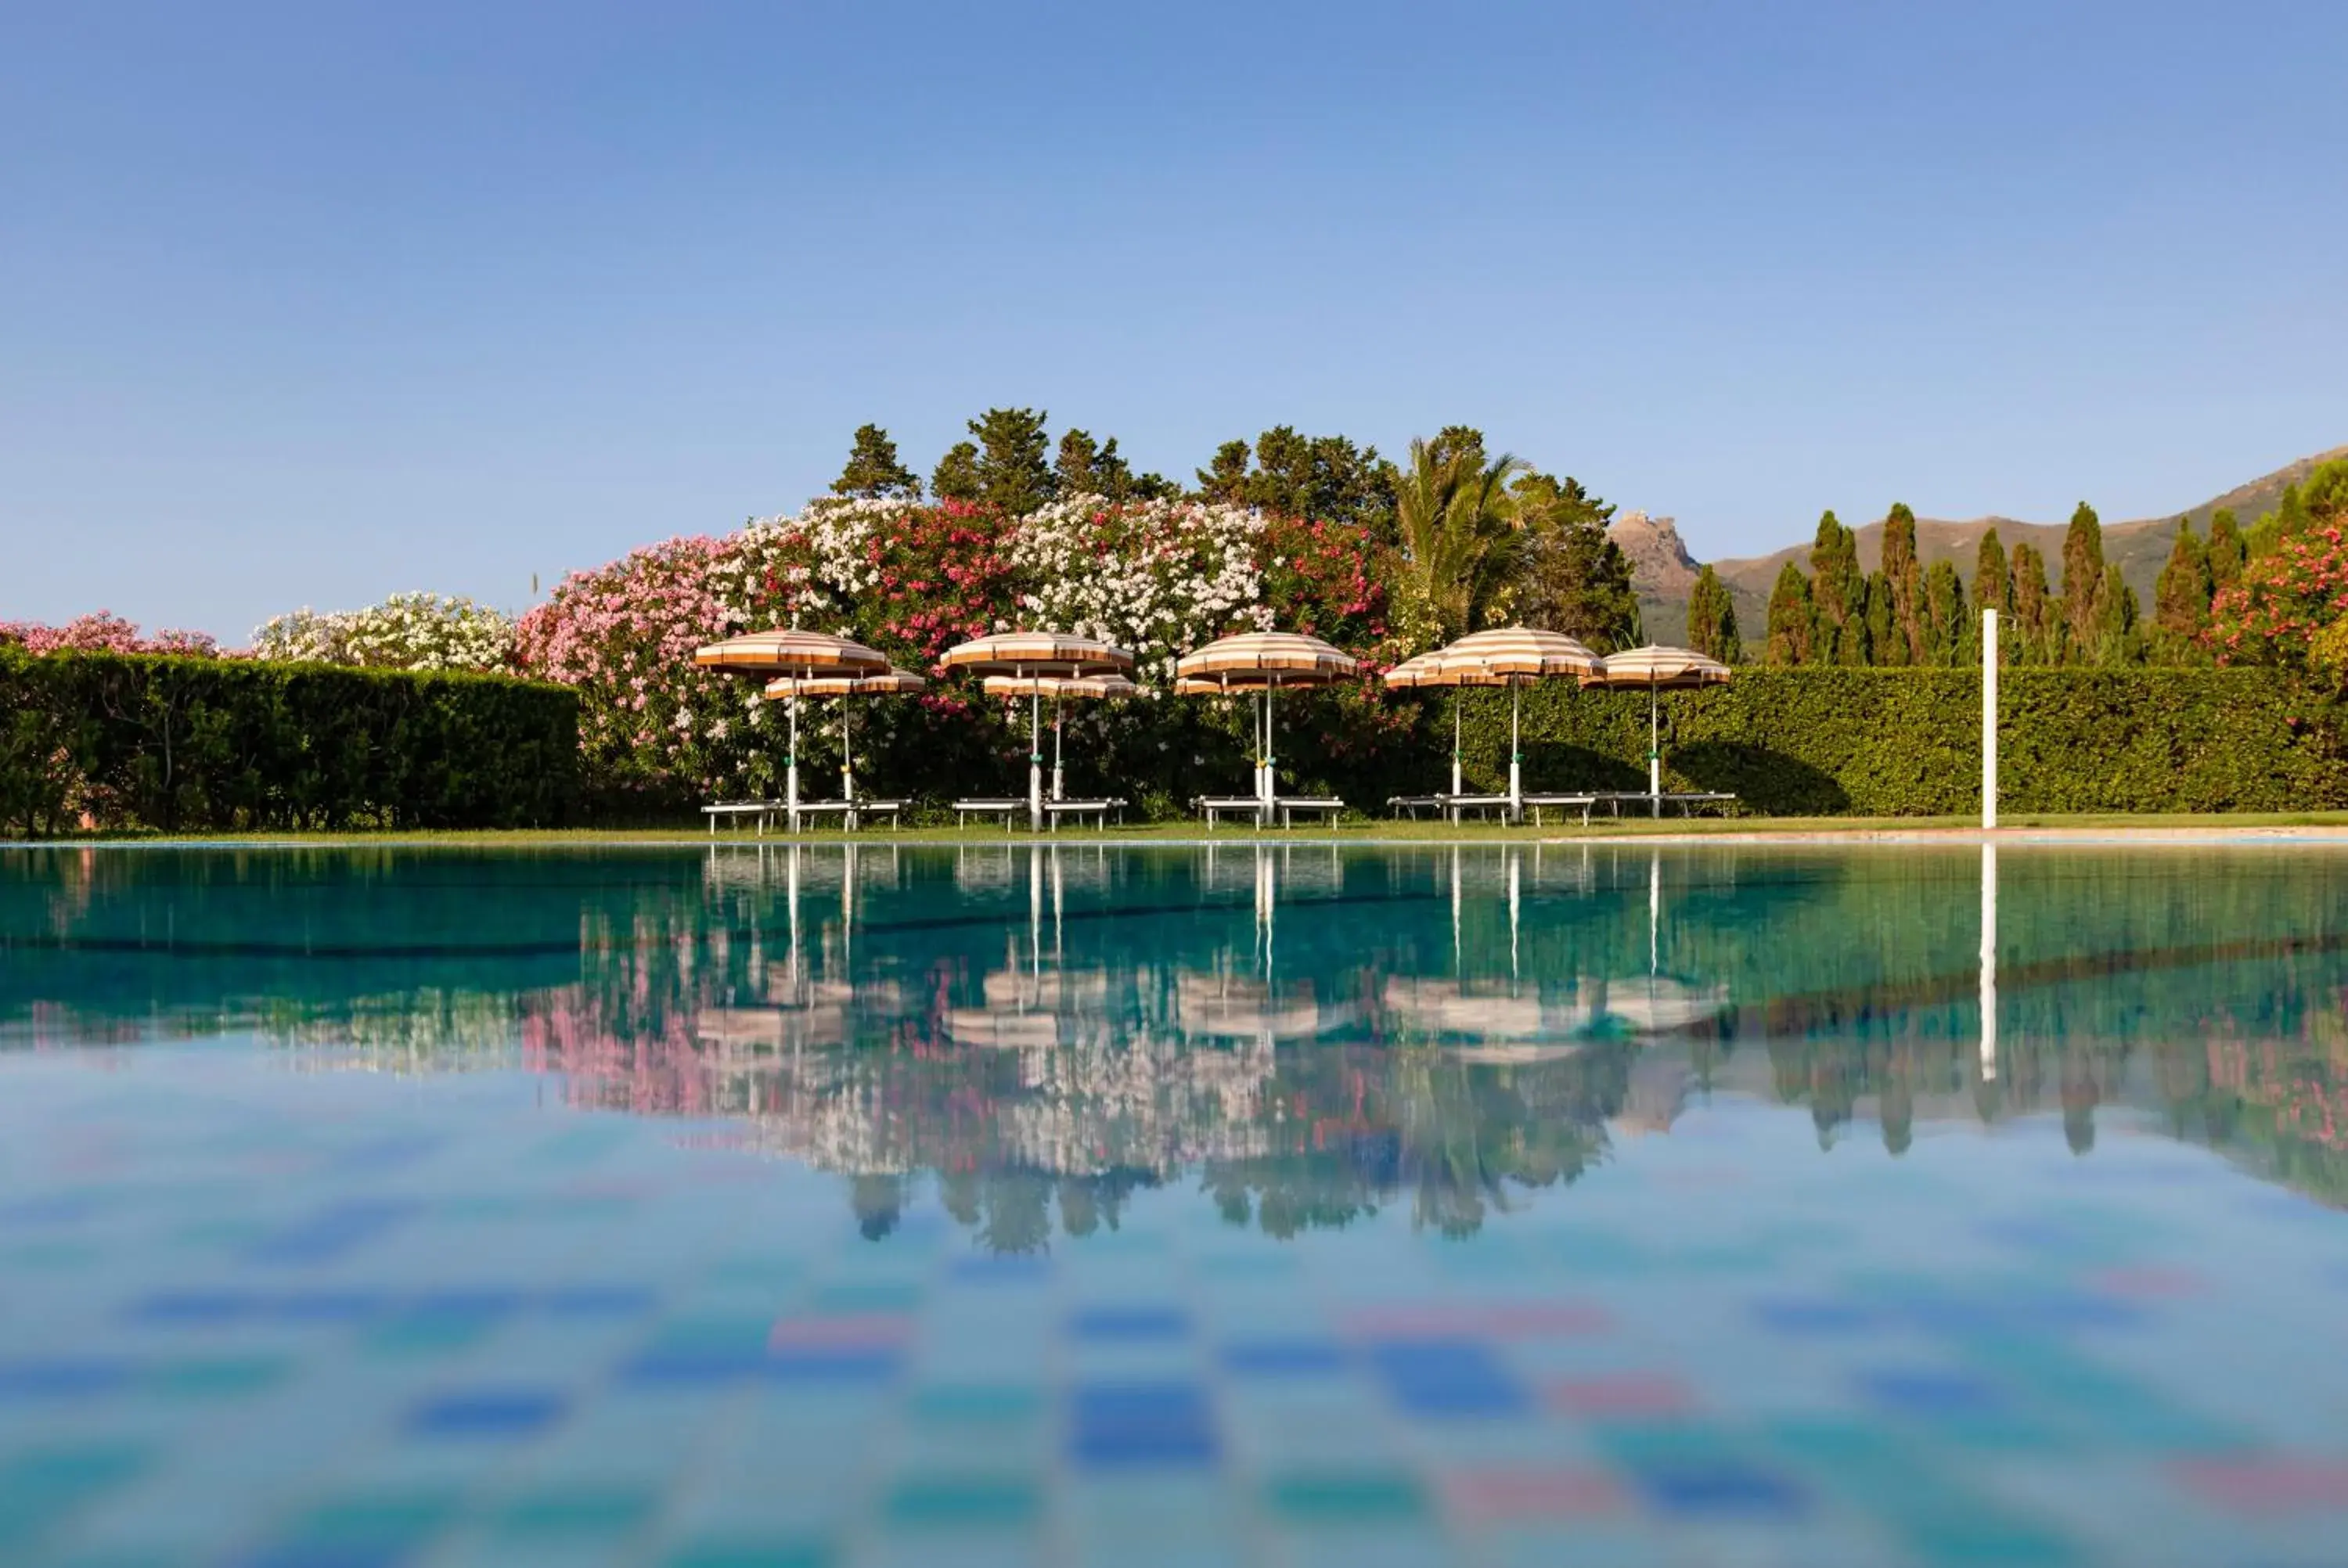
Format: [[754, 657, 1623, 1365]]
[[786, 693, 801, 834], [1265, 679, 1279, 826], [1649, 685, 1661, 818], [841, 700, 855, 829], [1509, 684, 1522, 825], [1028, 682, 1043, 834], [1052, 696, 1064, 804], [1451, 699, 1462, 799]]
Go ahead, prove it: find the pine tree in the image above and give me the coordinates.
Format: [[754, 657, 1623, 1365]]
[[2061, 502, 2105, 656], [931, 441, 983, 504], [1881, 502, 1927, 664], [1763, 561, 1813, 665], [830, 424, 922, 498], [2151, 519, 2213, 662], [965, 408, 1057, 515], [2010, 542, 2053, 664], [1052, 429, 1157, 500], [2206, 508, 2246, 593], [1924, 559, 1968, 665], [1686, 565, 1741, 664], [2246, 484, 2311, 560]]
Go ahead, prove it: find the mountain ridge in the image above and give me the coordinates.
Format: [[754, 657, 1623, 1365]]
[[1612, 444, 2347, 642]]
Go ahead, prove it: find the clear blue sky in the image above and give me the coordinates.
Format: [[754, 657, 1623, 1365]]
[[5, 1, 2344, 640]]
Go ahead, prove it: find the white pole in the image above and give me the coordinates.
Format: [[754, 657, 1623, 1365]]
[[1979, 840, 1998, 1081], [786, 693, 801, 833], [1982, 608, 1999, 830], [1450, 699, 1463, 798], [1649, 686, 1662, 818], [1509, 685, 1523, 824], [1028, 681, 1043, 833], [1051, 696, 1064, 802]]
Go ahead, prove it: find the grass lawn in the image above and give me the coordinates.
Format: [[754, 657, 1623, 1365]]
[[26, 810, 2348, 847]]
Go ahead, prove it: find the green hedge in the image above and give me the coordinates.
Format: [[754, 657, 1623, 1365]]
[[0, 649, 580, 836], [1430, 667, 2348, 815]]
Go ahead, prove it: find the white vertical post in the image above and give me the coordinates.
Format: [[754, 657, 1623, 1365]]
[[1028, 685, 1043, 833], [1508, 685, 1523, 824], [785, 695, 801, 834], [1982, 608, 1998, 830]]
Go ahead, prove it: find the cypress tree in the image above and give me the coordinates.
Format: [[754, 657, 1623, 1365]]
[[1924, 559, 1968, 665], [1862, 571, 1896, 666], [2094, 563, 2141, 665], [1808, 512, 1863, 660], [2010, 542, 2053, 664], [2151, 519, 2213, 662], [1974, 528, 2012, 619], [2206, 508, 2246, 592], [1881, 502, 1927, 663], [1763, 561, 1813, 665], [2247, 484, 2310, 560], [1686, 565, 1741, 664], [2061, 502, 2105, 656], [830, 424, 923, 498]]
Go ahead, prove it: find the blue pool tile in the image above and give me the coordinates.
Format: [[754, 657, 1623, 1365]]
[[404, 1289, 524, 1322], [618, 1347, 766, 1386], [949, 1256, 1050, 1285], [1222, 1339, 1346, 1377], [128, 1289, 257, 1325], [405, 1389, 566, 1438], [1071, 1307, 1189, 1341], [538, 1285, 659, 1318], [1752, 1299, 1879, 1336], [1625, 1459, 1810, 1518], [0, 1359, 131, 1401], [1367, 1340, 1527, 1418], [272, 1290, 394, 1324], [765, 1350, 902, 1383], [1069, 1383, 1219, 1467], [1857, 1369, 2004, 1415]]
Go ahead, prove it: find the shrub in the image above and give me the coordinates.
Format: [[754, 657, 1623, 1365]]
[[250, 592, 517, 672], [0, 647, 578, 836]]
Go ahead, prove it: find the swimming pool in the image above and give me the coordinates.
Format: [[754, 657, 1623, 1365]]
[[2, 841, 2345, 1566]]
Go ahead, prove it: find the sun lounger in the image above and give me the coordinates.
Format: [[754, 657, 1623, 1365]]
[[848, 800, 905, 829], [1521, 793, 1600, 825], [703, 800, 780, 835], [1387, 794, 1446, 819], [953, 798, 1027, 828], [1434, 793, 1514, 821], [1579, 791, 1739, 818], [1272, 797, 1346, 828], [1045, 798, 1125, 829], [1194, 797, 1269, 828]]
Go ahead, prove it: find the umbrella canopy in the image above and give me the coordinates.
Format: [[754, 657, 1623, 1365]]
[[1424, 626, 1601, 684], [762, 667, 928, 699], [940, 631, 1134, 678], [981, 674, 1139, 700], [1579, 645, 1732, 690], [1176, 631, 1356, 683], [694, 628, 889, 675]]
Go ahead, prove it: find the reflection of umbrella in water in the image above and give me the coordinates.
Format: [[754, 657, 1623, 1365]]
[[762, 667, 927, 819], [1175, 632, 1357, 816], [942, 632, 1136, 831], [980, 674, 1139, 805], [1578, 646, 1732, 817], [696, 630, 889, 830]]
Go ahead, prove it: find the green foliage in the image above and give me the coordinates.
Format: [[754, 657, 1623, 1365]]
[[1434, 667, 2348, 817], [2207, 508, 2247, 592], [1975, 528, 2012, 619], [2009, 541, 2054, 664], [1922, 559, 1968, 666], [931, 441, 982, 503], [1193, 426, 1397, 538], [0, 648, 578, 836], [1881, 503, 1925, 663], [1509, 471, 1640, 652], [1685, 565, 1741, 664], [1053, 429, 1175, 502], [2152, 519, 2213, 662], [1806, 512, 1868, 666], [2061, 501, 2105, 652], [963, 408, 1057, 515], [830, 424, 922, 499], [1763, 562, 1813, 666], [1392, 433, 1529, 642]]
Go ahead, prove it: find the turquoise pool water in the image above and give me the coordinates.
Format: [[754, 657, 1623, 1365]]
[[3, 841, 2347, 1566]]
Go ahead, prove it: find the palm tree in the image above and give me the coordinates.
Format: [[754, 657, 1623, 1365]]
[[1393, 436, 1529, 641]]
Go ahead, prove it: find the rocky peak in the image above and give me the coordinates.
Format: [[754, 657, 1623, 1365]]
[[1606, 510, 1701, 598]]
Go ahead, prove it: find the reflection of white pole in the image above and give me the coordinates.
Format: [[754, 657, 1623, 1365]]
[[842, 843, 858, 973], [787, 842, 801, 989], [1507, 847, 1521, 981], [1051, 843, 1064, 962], [1450, 846, 1462, 971], [1028, 843, 1043, 977], [1255, 844, 1275, 973], [1982, 609, 1999, 830], [1648, 849, 1661, 976], [1980, 840, 1998, 1081]]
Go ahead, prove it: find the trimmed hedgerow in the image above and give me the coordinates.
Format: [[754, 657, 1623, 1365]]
[[0, 648, 579, 836]]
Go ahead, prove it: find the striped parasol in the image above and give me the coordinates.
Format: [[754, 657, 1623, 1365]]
[[939, 631, 1135, 678], [696, 630, 891, 829], [981, 674, 1138, 803], [1177, 632, 1359, 815], [1579, 645, 1734, 815], [761, 668, 927, 808], [943, 632, 1135, 829]]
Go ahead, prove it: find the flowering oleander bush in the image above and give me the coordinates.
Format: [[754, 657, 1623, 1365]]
[[1007, 497, 1269, 683], [2207, 524, 2348, 674], [250, 592, 516, 673], [0, 612, 219, 656]]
